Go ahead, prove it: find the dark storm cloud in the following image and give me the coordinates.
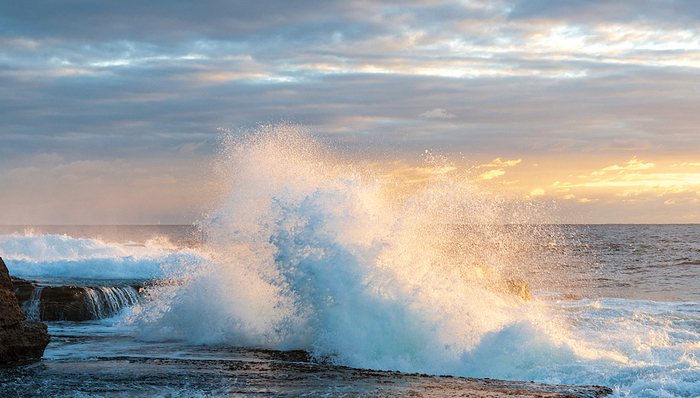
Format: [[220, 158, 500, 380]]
[[0, 0, 467, 47], [508, 0, 700, 24], [0, 0, 347, 41]]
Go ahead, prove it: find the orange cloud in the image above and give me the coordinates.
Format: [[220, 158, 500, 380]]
[[479, 158, 522, 168], [478, 169, 506, 180]]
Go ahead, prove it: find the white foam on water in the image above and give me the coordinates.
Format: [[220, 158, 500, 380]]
[[548, 298, 700, 397], [0, 233, 206, 280]]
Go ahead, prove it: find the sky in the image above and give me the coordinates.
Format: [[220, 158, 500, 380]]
[[1, 0, 700, 224]]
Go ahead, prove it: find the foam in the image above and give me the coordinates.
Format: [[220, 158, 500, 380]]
[[0, 233, 206, 280], [548, 298, 700, 396]]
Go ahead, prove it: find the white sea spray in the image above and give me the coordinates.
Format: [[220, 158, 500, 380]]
[[128, 123, 583, 377]]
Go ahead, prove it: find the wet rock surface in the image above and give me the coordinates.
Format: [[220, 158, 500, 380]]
[[1, 355, 613, 398], [0, 348, 613, 397], [0, 257, 50, 366], [12, 277, 143, 322], [25, 285, 92, 321]]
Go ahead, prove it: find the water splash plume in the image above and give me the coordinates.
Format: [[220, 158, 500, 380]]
[[130, 123, 581, 378]]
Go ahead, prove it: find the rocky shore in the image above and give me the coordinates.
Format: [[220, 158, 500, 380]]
[[12, 277, 144, 321], [0, 257, 51, 367], [0, 256, 612, 396], [0, 346, 614, 397]]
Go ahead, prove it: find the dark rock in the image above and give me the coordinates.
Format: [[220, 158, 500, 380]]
[[11, 278, 92, 321], [0, 261, 13, 291], [10, 276, 36, 303], [0, 257, 50, 366], [472, 278, 532, 301], [0, 289, 25, 327], [0, 321, 49, 365], [13, 281, 145, 322], [36, 286, 92, 322], [502, 279, 532, 301]]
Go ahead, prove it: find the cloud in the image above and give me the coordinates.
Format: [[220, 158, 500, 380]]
[[175, 141, 208, 154], [600, 157, 655, 173], [479, 158, 522, 168], [478, 169, 506, 180], [556, 157, 700, 197], [419, 108, 456, 119], [32, 153, 64, 164], [384, 164, 458, 183], [674, 162, 700, 167], [507, 0, 700, 25], [2, 0, 700, 223], [601, 139, 652, 151]]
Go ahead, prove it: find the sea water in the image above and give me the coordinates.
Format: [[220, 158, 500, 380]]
[[2, 126, 700, 397]]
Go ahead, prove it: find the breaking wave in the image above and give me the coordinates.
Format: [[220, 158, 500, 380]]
[[127, 123, 590, 378], [0, 233, 206, 280]]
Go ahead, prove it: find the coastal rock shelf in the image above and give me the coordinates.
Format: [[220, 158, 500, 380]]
[[0, 348, 613, 397], [12, 278, 143, 322], [0, 257, 50, 366]]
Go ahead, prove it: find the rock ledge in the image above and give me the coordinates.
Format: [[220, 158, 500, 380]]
[[0, 257, 50, 366]]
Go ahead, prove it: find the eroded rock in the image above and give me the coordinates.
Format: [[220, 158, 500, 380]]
[[0, 257, 50, 366], [13, 283, 144, 322]]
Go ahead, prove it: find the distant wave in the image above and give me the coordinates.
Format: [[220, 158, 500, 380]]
[[0, 233, 208, 280]]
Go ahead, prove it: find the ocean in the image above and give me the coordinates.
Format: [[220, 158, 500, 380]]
[[2, 129, 700, 397]]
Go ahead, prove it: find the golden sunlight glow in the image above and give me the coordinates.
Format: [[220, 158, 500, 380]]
[[478, 169, 506, 180], [474, 158, 522, 181], [600, 157, 655, 172], [479, 158, 522, 168], [539, 156, 700, 221], [453, 154, 700, 222], [559, 156, 700, 192], [382, 164, 458, 184]]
